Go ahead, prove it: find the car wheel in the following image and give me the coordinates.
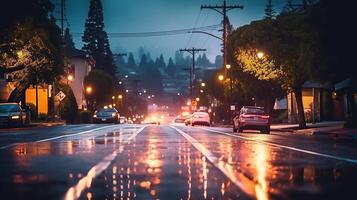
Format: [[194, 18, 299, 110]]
[[261, 127, 270, 134], [233, 124, 238, 132]]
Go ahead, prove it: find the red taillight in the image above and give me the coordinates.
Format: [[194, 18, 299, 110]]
[[241, 114, 254, 119], [260, 115, 270, 119]]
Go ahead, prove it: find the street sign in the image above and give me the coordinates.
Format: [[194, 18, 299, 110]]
[[56, 91, 66, 101]]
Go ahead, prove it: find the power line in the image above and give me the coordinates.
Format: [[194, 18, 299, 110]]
[[185, 10, 202, 49], [201, 0, 243, 74], [71, 24, 221, 38]]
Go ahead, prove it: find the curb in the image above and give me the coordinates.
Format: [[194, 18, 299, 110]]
[[312, 131, 357, 139]]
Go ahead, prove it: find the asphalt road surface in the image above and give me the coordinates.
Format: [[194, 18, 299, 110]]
[[1, 124, 356, 200]]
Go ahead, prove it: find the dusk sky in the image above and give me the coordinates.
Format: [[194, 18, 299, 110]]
[[61, 0, 286, 62]]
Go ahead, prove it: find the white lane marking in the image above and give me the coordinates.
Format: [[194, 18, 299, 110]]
[[170, 126, 256, 198], [0, 125, 118, 150], [202, 127, 357, 164], [64, 125, 146, 200]]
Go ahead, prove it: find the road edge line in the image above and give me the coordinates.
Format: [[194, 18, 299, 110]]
[[203, 127, 357, 164]]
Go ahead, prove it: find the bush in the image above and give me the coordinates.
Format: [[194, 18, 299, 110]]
[[80, 110, 92, 123], [26, 103, 36, 120], [58, 83, 79, 123]]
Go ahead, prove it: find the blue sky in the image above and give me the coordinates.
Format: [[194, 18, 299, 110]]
[[61, 0, 286, 62]]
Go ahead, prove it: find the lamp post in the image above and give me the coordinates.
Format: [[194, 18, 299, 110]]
[[85, 86, 93, 111]]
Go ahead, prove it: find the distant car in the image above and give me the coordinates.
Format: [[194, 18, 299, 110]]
[[0, 103, 28, 127], [119, 116, 126, 124], [233, 106, 270, 134], [93, 108, 120, 123], [187, 112, 210, 126]]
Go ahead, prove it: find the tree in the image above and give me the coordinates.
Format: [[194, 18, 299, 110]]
[[63, 28, 75, 55], [0, 0, 64, 101], [126, 53, 137, 69], [138, 54, 149, 71], [227, 6, 319, 128], [156, 54, 166, 68], [166, 57, 175, 77], [84, 70, 115, 108], [82, 0, 116, 76], [265, 0, 275, 19]]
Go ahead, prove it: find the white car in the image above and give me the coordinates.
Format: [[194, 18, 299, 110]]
[[190, 112, 210, 126]]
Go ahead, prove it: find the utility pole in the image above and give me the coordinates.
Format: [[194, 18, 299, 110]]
[[61, 0, 65, 37], [201, 0, 243, 75], [180, 48, 206, 101]]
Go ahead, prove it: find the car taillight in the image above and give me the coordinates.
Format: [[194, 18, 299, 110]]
[[241, 114, 254, 118], [260, 115, 270, 119]]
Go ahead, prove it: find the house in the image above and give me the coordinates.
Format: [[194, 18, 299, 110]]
[[334, 78, 357, 120], [287, 81, 329, 124], [67, 49, 95, 110]]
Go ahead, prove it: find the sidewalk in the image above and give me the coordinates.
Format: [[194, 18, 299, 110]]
[[272, 121, 357, 139]]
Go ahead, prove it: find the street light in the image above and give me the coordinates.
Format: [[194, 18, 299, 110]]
[[201, 82, 206, 87], [118, 94, 123, 99], [196, 97, 200, 102], [67, 74, 73, 82], [257, 51, 265, 59], [86, 86, 92, 94], [218, 74, 225, 81], [226, 64, 231, 69], [112, 96, 115, 100]]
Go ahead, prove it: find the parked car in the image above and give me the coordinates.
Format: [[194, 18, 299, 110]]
[[119, 116, 127, 124], [93, 108, 120, 123], [0, 103, 29, 127], [186, 112, 210, 126], [233, 106, 270, 134]]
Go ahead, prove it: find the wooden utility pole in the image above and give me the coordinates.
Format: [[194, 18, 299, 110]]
[[180, 48, 206, 101], [201, 0, 243, 74]]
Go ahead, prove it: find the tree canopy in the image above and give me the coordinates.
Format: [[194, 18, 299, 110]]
[[82, 0, 116, 76]]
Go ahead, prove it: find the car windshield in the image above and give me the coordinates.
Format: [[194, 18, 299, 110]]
[[193, 112, 208, 117], [0, 104, 21, 113], [244, 108, 265, 115], [97, 108, 117, 113]]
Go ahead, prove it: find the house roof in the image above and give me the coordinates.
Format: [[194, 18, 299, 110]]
[[66, 48, 95, 64], [335, 78, 357, 91]]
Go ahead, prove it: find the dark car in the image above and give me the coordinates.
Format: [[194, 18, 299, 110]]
[[93, 108, 120, 123], [0, 103, 28, 127], [233, 106, 270, 134]]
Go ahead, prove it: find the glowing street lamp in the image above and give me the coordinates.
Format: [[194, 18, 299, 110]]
[[226, 64, 231, 69], [112, 96, 115, 100], [201, 82, 206, 87], [118, 94, 123, 99], [196, 97, 200, 102], [257, 51, 264, 59], [86, 86, 92, 94], [218, 74, 224, 81], [67, 74, 73, 81]]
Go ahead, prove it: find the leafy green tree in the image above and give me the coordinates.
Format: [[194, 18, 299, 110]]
[[228, 7, 319, 128], [84, 69, 115, 109], [82, 0, 116, 76], [0, 0, 64, 102]]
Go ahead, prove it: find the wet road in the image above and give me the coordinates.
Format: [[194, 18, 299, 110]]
[[0, 124, 357, 200]]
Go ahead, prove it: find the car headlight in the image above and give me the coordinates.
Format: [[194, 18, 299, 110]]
[[11, 115, 20, 119], [112, 113, 116, 117]]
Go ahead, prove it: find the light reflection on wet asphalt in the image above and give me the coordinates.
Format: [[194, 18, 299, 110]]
[[0, 124, 356, 200]]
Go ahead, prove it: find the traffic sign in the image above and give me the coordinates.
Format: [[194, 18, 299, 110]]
[[56, 91, 66, 101]]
